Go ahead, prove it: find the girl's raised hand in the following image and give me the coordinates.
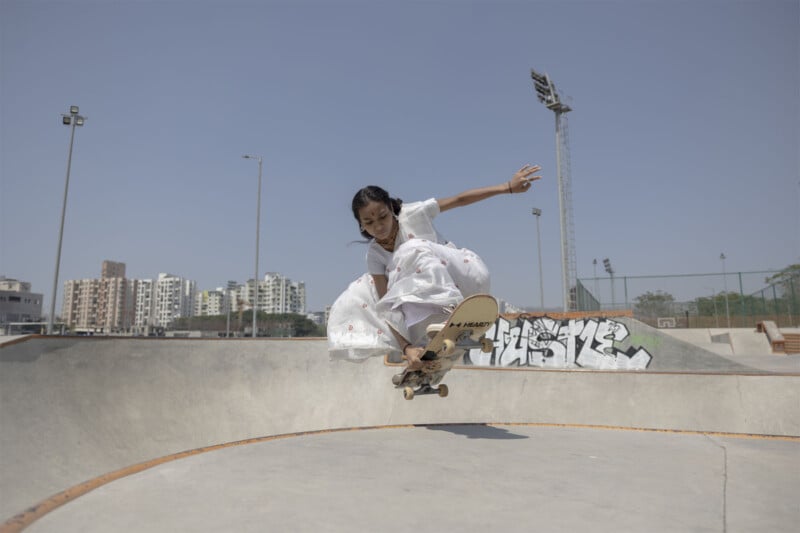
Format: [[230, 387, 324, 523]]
[[509, 164, 542, 194]]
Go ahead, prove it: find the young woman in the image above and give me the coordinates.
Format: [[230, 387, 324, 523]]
[[328, 164, 542, 368]]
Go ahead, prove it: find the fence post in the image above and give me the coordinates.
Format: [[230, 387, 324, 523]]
[[624, 277, 629, 309], [772, 283, 779, 326], [738, 272, 745, 327]]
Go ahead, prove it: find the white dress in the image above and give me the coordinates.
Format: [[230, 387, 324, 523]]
[[328, 199, 490, 362]]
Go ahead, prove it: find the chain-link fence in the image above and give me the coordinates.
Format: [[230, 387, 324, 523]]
[[577, 270, 798, 328]]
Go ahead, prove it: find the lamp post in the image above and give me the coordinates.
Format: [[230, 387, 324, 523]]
[[242, 154, 263, 338], [225, 288, 232, 338], [48, 106, 86, 335], [603, 258, 615, 309], [720, 253, 731, 328], [531, 208, 544, 310]]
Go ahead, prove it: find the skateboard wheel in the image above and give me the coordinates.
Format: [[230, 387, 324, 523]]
[[480, 337, 493, 353], [438, 384, 449, 398], [403, 387, 415, 400], [442, 339, 456, 356]]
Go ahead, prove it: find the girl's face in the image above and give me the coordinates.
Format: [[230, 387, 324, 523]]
[[358, 200, 395, 240]]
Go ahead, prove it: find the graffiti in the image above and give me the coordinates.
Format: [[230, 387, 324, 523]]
[[465, 316, 652, 370]]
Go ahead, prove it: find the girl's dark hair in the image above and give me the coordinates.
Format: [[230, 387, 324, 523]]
[[351, 186, 403, 239]]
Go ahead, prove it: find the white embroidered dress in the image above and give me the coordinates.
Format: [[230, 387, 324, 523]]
[[328, 199, 490, 362]]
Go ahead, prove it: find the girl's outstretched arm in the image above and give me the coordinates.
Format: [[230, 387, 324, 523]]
[[437, 164, 541, 213]]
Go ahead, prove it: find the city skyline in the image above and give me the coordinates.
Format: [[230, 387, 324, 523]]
[[8, 257, 794, 322], [58, 261, 308, 332], [2, 1, 798, 314]]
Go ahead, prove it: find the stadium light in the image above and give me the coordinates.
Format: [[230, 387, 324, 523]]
[[530, 67, 575, 311], [603, 258, 616, 309]]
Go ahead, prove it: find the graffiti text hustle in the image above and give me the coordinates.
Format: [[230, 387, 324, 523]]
[[465, 316, 652, 370]]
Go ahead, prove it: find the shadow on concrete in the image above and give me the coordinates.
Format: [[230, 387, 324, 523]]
[[423, 423, 529, 440]]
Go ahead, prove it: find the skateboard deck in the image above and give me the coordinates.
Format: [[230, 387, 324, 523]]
[[392, 294, 498, 400]]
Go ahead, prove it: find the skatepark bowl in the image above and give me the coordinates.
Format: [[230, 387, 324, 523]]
[[1, 326, 798, 532]]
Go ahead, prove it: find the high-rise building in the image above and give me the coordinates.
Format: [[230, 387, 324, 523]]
[[153, 273, 196, 327], [97, 260, 134, 332], [101, 260, 126, 279], [62, 261, 135, 333], [195, 289, 228, 317], [133, 279, 156, 333], [233, 273, 306, 316], [62, 278, 100, 330]]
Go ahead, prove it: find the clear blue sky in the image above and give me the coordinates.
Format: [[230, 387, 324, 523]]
[[1, 0, 798, 314]]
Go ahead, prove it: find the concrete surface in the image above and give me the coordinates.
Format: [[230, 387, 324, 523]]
[[22, 426, 800, 533], [1, 333, 799, 532]]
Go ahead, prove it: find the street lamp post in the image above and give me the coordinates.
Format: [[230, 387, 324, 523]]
[[48, 106, 86, 335], [531, 208, 544, 310], [242, 154, 263, 338], [225, 288, 232, 338], [720, 253, 731, 328]]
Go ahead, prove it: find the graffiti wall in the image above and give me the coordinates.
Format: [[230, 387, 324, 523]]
[[464, 316, 653, 370]]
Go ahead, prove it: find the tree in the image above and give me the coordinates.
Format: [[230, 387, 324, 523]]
[[766, 264, 800, 299], [696, 294, 723, 316], [172, 312, 325, 337], [633, 290, 676, 318]]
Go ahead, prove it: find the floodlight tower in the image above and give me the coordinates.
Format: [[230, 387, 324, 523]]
[[530, 69, 577, 311], [603, 258, 615, 309]]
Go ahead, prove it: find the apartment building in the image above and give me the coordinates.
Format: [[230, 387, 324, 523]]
[[102, 260, 126, 279], [97, 266, 135, 333], [194, 289, 228, 317], [62, 261, 135, 333], [62, 278, 100, 330], [0, 277, 43, 325], [236, 273, 306, 315], [153, 273, 196, 327], [133, 279, 156, 332]]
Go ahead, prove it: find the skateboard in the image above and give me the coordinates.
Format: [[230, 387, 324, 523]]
[[392, 294, 498, 400]]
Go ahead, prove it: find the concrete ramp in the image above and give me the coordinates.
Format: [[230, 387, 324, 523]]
[[709, 328, 776, 356], [1, 336, 799, 531], [658, 328, 735, 356]]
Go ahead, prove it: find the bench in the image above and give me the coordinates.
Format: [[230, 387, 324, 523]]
[[757, 321, 786, 353]]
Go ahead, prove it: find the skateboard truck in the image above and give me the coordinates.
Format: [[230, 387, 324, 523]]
[[403, 384, 448, 400], [441, 331, 494, 356]]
